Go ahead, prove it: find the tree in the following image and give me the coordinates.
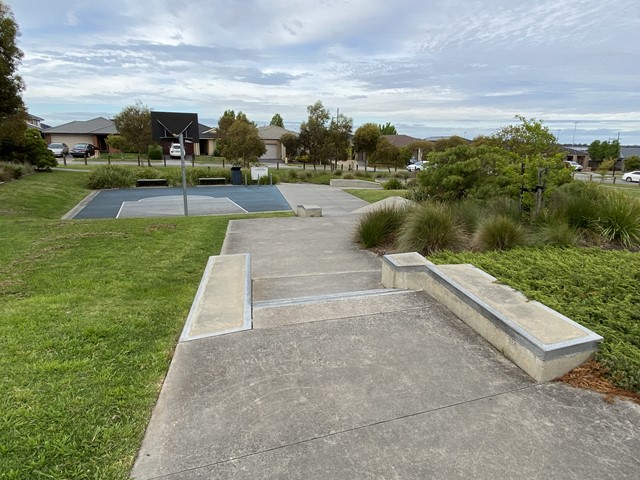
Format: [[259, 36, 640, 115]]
[[0, 1, 27, 160], [219, 114, 265, 167], [587, 139, 620, 162], [368, 137, 402, 170], [270, 113, 284, 128], [624, 155, 640, 171], [280, 132, 300, 161], [433, 135, 468, 152], [112, 101, 153, 165], [106, 134, 129, 159], [407, 140, 434, 160], [326, 112, 353, 168], [490, 116, 560, 158], [299, 101, 332, 165], [352, 123, 380, 165], [378, 122, 397, 135], [23, 128, 56, 170]]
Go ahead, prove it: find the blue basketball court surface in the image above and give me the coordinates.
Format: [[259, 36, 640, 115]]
[[69, 186, 292, 219]]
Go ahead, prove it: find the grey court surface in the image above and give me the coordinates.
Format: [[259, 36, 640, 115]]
[[131, 186, 640, 480], [69, 185, 291, 219]]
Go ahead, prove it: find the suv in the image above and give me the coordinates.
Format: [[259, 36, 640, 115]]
[[70, 143, 96, 158], [169, 143, 182, 158]]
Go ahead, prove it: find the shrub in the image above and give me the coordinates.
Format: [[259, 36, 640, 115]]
[[86, 165, 136, 189], [397, 202, 466, 255], [548, 182, 604, 229], [0, 162, 32, 182], [148, 145, 163, 160], [594, 191, 640, 248], [486, 196, 521, 221], [286, 169, 298, 181], [535, 221, 580, 247], [343, 173, 355, 180], [406, 185, 430, 203], [475, 215, 526, 251], [383, 178, 404, 190], [451, 199, 484, 233], [356, 206, 406, 248]]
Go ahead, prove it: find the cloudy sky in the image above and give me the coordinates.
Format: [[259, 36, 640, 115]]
[[6, 0, 640, 144]]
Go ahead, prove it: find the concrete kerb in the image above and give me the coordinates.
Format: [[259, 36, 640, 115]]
[[381, 252, 603, 382], [61, 190, 99, 219]]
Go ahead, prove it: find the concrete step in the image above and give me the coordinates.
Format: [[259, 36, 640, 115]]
[[252, 289, 431, 329]]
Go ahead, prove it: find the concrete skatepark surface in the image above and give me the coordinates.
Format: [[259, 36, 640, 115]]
[[131, 184, 640, 479]]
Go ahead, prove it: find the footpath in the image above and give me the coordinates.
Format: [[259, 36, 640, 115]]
[[131, 184, 639, 480]]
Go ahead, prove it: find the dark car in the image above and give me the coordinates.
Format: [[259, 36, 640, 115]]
[[70, 143, 96, 158]]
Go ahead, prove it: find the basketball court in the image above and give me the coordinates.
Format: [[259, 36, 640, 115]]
[[67, 186, 292, 219]]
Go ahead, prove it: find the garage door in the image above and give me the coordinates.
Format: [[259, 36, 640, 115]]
[[260, 144, 278, 161]]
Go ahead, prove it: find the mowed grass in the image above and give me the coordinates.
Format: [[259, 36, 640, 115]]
[[0, 172, 278, 478], [344, 188, 408, 203]]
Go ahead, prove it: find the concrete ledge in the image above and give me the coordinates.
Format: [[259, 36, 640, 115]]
[[330, 179, 382, 189], [198, 177, 226, 185], [180, 253, 252, 341], [296, 204, 323, 217], [382, 253, 603, 382]]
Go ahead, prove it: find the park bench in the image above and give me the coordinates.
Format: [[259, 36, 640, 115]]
[[136, 178, 168, 187], [198, 177, 226, 185], [381, 252, 603, 382]]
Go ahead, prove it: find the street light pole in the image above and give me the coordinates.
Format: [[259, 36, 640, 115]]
[[179, 133, 188, 216]]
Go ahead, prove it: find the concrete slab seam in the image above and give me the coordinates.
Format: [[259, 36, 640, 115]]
[[243, 253, 253, 330], [253, 289, 409, 309], [145, 383, 539, 479]]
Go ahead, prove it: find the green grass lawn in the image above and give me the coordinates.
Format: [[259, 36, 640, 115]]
[[0, 172, 288, 479], [344, 188, 408, 203]]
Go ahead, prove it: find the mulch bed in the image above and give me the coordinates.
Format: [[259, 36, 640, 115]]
[[558, 360, 640, 405]]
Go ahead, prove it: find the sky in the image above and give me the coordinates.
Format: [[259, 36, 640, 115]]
[[6, 0, 640, 144]]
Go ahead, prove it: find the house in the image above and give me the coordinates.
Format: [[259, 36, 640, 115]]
[[198, 123, 216, 156], [257, 125, 297, 162], [26, 113, 50, 133], [563, 146, 590, 169], [44, 117, 117, 152]]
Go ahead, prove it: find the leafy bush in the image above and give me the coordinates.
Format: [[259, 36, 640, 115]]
[[475, 215, 526, 251], [148, 145, 163, 160], [343, 173, 355, 180], [594, 190, 640, 247], [0, 162, 32, 182], [286, 169, 298, 180], [535, 221, 579, 247], [86, 165, 136, 189], [397, 202, 466, 255], [406, 185, 430, 203], [356, 206, 406, 248], [383, 178, 404, 190]]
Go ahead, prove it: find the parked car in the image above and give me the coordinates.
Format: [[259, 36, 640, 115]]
[[47, 142, 69, 157], [169, 143, 182, 158], [406, 161, 425, 172], [622, 171, 640, 182], [70, 143, 96, 158], [563, 160, 583, 171]]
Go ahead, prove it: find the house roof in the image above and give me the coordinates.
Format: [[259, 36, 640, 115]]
[[382, 134, 420, 148], [199, 123, 216, 139], [257, 125, 297, 140], [45, 117, 117, 135], [27, 113, 44, 121], [621, 146, 640, 159]]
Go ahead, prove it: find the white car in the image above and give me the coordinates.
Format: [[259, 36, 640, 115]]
[[622, 171, 640, 182], [47, 142, 69, 157], [563, 160, 583, 171], [406, 161, 425, 172], [169, 143, 182, 158]]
